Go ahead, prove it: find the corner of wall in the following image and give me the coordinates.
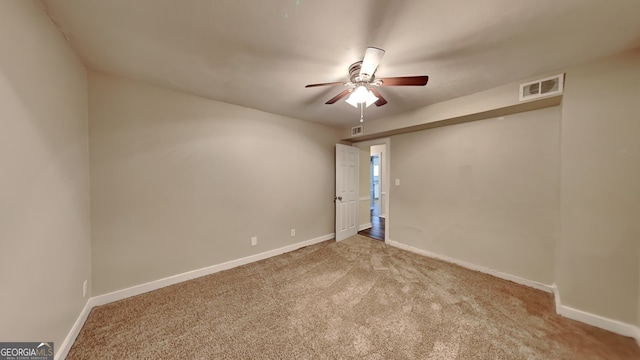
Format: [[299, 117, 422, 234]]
[[1, 2, 91, 356], [552, 283, 640, 345]]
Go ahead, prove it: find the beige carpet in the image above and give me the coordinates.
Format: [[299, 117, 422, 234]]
[[67, 235, 639, 359]]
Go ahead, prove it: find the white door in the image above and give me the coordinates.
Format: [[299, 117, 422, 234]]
[[335, 144, 359, 241]]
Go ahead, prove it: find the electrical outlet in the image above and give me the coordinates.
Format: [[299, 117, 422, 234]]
[[395, 178, 400, 186], [290, 229, 296, 237], [83, 280, 87, 298], [251, 236, 257, 246]]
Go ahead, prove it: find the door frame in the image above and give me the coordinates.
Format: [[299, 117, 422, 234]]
[[353, 138, 391, 243]]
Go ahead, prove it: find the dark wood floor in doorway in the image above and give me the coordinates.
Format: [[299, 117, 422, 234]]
[[358, 208, 385, 241]]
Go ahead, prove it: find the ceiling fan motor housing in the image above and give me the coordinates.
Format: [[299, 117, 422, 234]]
[[349, 61, 374, 83]]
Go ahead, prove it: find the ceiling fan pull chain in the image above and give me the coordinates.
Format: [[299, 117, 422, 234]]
[[360, 103, 364, 122]]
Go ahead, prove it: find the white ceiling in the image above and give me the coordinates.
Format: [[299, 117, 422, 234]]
[[40, 0, 640, 127]]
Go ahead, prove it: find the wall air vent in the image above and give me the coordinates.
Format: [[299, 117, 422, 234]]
[[351, 125, 364, 137], [519, 73, 564, 102]]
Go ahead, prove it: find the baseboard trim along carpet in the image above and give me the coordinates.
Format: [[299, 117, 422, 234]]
[[58, 235, 639, 358], [55, 233, 335, 360], [55, 300, 94, 360], [552, 285, 640, 346], [387, 240, 554, 293], [388, 239, 640, 346]]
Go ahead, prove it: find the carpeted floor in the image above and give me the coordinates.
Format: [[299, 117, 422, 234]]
[[67, 235, 640, 359]]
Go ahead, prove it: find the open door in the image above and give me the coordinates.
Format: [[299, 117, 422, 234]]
[[335, 144, 359, 241]]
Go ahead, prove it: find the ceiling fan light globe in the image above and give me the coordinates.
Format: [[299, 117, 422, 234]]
[[345, 96, 360, 108], [351, 85, 369, 100], [345, 85, 378, 108], [364, 90, 379, 107]]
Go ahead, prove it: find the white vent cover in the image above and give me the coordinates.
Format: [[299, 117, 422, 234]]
[[519, 73, 564, 101], [351, 125, 364, 137]]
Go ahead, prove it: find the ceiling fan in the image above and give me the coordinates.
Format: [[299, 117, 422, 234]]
[[305, 47, 429, 121]]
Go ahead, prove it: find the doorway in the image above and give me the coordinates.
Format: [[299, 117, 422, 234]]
[[371, 155, 380, 215], [355, 139, 390, 242]]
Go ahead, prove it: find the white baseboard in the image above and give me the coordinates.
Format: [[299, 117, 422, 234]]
[[388, 239, 640, 346], [557, 305, 640, 343], [387, 240, 553, 293], [55, 299, 95, 360], [552, 285, 640, 345], [92, 233, 335, 306], [56, 233, 335, 359], [359, 223, 372, 231]]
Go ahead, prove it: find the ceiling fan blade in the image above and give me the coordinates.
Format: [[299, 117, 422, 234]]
[[360, 47, 385, 78], [305, 81, 346, 88], [378, 76, 429, 86], [325, 88, 353, 104], [369, 88, 387, 107]]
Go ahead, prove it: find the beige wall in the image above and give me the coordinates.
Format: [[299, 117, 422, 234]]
[[382, 48, 640, 326], [352, 48, 640, 327], [89, 72, 339, 295], [390, 108, 560, 284], [558, 49, 640, 324], [0, 0, 91, 351]]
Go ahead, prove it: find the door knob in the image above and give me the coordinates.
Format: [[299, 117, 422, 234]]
[[334, 196, 343, 202]]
